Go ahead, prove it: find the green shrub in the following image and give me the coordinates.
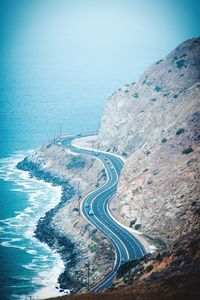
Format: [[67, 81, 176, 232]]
[[163, 92, 170, 97], [173, 56, 178, 61], [176, 128, 185, 135], [173, 94, 178, 99], [156, 59, 162, 65], [146, 150, 150, 155], [154, 86, 161, 92], [72, 208, 79, 212], [180, 53, 187, 58], [146, 264, 154, 272], [135, 224, 141, 230], [161, 138, 167, 143], [89, 244, 98, 253], [117, 259, 139, 278], [182, 147, 193, 154], [150, 98, 156, 102], [66, 156, 86, 169], [129, 218, 137, 227], [142, 80, 146, 85], [176, 59, 186, 69], [132, 92, 139, 98], [122, 151, 128, 157], [123, 273, 134, 285], [91, 235, 99, 243], [143, 168, 148, 173]]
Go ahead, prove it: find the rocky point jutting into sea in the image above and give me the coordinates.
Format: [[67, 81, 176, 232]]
[[17, 37, 200, 299]]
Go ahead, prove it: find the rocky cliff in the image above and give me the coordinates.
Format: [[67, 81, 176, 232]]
[[97, 38, 200, 243]]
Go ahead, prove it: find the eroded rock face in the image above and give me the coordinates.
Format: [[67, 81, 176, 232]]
[[98, 38, 200, 243], [97, 38, 200, 155]]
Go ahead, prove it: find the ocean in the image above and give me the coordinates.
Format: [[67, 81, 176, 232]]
[[0, 2, 122, 298], [0, 17, 102, 299], [0, 152, 68, 299], [0, 47, 103, 300], [0, 82, 104, 299]]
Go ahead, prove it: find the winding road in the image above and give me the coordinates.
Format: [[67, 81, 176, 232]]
[[62, 135, 146, 291]]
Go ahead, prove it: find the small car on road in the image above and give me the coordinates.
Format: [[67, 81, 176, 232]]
[[88, 209, 94, 216]]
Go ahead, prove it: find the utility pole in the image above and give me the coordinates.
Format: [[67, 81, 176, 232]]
[[77, 182, 81, 215], [85, 262, 90, 291]]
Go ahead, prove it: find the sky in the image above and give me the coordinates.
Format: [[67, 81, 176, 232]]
[[0, 0, 200, 153], [1, 0, 200, 79]]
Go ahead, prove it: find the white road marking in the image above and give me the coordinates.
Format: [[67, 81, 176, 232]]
[[63, 136, 146, 290]]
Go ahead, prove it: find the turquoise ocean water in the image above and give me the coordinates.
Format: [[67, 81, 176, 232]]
[[0, 4, 103, 296], [0, 2, 131, 298], [0, 36, 102, 300], [0, 70, 102, 299], [0, 152, 65, 299], [0, 90, 102, 299]]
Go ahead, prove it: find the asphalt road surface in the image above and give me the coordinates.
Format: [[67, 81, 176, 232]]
[[62, 135, 146, 291]]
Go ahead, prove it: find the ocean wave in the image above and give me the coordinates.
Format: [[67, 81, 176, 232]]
[[26, 249, 37, 255], [12, 276, 30, 281], [1, 241, 26, 250], [0, 151, 65, 299], [32, 254, 67, 299], [22, 263, 40, 270]]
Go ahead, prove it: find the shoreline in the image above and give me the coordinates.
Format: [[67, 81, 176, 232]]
[[16, 157, 82, 294], [0, 152, 69, 299], [16, 146, 115, 296]]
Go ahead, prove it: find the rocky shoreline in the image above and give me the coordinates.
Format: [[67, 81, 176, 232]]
[[16, 143, 115, 294], [16, 157, 83, 292]]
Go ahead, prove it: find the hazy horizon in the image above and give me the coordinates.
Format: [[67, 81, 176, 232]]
[[0, 0, 200, 154]]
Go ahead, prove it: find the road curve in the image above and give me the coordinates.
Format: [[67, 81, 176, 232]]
[[62, 136, 146, 291]]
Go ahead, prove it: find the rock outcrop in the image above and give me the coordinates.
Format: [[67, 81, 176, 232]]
[[97, 38, 200, 243]]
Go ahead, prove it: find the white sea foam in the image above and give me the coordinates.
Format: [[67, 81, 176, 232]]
[[32, 254, 68, 299], [1, 241, 26, 250], [22, 263, 39, 270], [26, 249, 37, 255], [0, 151, 66, 299]]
